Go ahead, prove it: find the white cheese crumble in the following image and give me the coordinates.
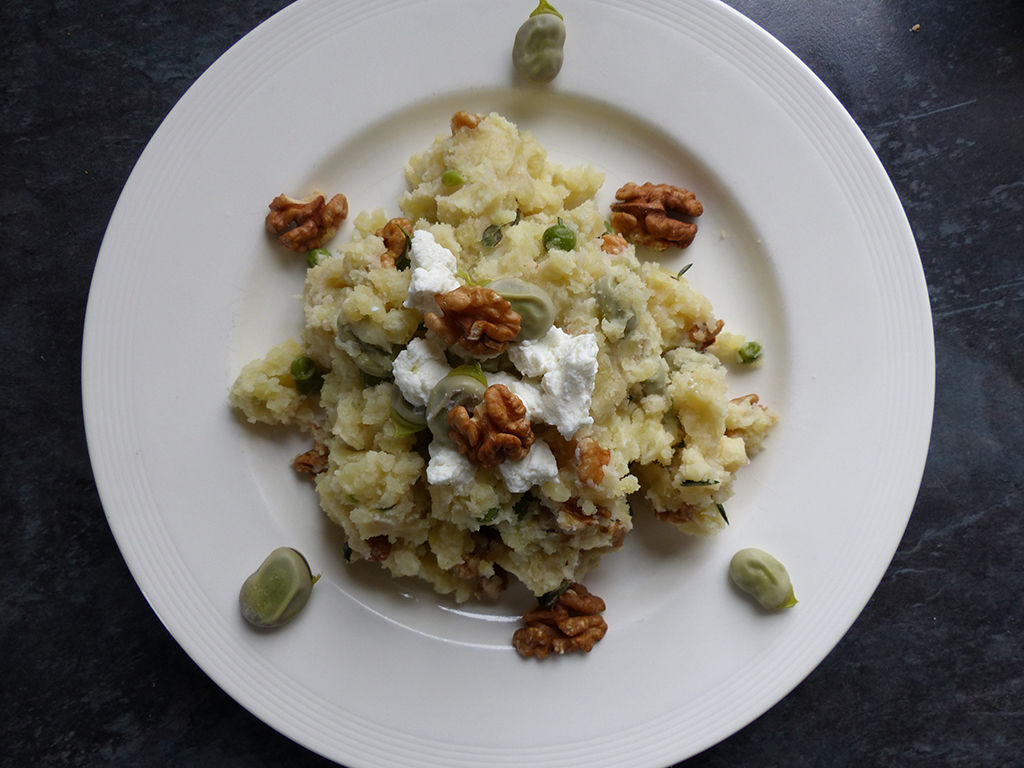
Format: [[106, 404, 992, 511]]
[[507, 327, 599, 438], [404, 229, 460, 314], [426, 441, 476, 488], [392, 336, 450, 407], [498, 438, 558, 493]]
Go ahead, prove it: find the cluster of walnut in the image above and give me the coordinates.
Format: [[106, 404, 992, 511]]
[[265, 193, 349, 253], [610, 181, 703, 250], [447, 383, 534, 467], [512, 583, 608, 659]]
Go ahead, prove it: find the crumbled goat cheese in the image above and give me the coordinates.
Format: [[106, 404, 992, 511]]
[[393, 336, 450, 407], [507, 327, 599, 438], [426, 441, 476, 488], [498, 438, 558, 493], [404, 229, 460, 313]]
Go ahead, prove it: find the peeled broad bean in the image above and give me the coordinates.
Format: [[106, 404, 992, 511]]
[[487, 278, 556, 341], [239, 547, 319, 628], [729, 548, 797, 610], [512, 1, 565, 82], [593, 274, 638, 334], [426, 365, 488, 444]]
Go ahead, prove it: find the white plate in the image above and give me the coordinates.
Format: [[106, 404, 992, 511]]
[[82, 1, 934, 765]]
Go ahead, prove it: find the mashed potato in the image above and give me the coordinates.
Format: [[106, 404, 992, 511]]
[[231, 112, 776, 602]]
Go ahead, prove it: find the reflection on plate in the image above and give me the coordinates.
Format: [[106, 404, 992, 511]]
[[83, 1, 933, 766]]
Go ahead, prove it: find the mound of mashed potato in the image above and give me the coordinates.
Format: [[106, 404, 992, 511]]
[[231, 112, 776, 602]]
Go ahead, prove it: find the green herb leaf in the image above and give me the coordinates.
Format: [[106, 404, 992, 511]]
[[673, 263, 693, 280], [679, 479, 720, 487], [479, 507, 501, 524], [717, 504, 729, 525], [539, 580, 571, 607], [482, 223, 503, 248]]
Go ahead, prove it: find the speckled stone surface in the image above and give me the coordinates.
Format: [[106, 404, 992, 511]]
[[3, 1, 1021, 765]]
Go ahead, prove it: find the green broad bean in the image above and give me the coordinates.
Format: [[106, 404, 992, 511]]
[[593, 274, 638, 334], [542, 217, 576, 251], [728, 548, 797, 610], [513, 2, 566, 83], [390, 387, 426, 437], [426, 364, 488, 444], [487, 277, 556, 340], [641, 357, 669, 396], [239, 547, 319, 628], [335, 319, 396, 379]]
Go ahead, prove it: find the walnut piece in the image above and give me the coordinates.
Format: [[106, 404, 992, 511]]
[[689, 318, 724, 350], [375, 217, 412, 268], [451, 110, 484, 133], [292, 443, 328, 477], [512, 583, 608, 659], [424, 285, 522, 357], [266, 193, 349, 252], [600, 232, 629, 255], [575, 436, 611, 486], [447, 384, 534, 467], [366, 535, 391, 563], [610, 182, 703, 250]]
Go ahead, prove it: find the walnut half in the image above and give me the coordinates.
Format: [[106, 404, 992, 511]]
[[265, 192, 348, 252], [512, 583, 608, 659], [447, 384, 534, 467], [424, 285, 522, 357], [610, 181, 703, 250]]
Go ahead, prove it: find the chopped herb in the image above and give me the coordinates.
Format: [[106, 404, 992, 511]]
[[539, 580, 571, 607], [479, 507, 501, 524], [603, 219, 613, 234], [342, 543, 353, 562], [738, 341, 763, 364], [481, 211, 522, 248], [679, 479, 720, 487], [455, 269, 488, 286], [717, 504, 729, 525], [513, 494, 534, 519], [482, 223, 503, 248], [345, 494, 358, 505], [673, 263, 693, 280], [362, 372, 387, 387], [305, 247, 331, 268], [375, 503, 398, 512]]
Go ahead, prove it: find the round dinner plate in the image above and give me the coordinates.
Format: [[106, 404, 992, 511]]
[[82, 1, 934, 766]]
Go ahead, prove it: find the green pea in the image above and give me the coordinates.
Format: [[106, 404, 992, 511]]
[[239, 547, 320, 628], [513, 2, 566, 82], [487, 277, 556, 341], [542, 218, 576, 251], [290, 356, 323, 394], [425, 364, 488, 445], [305, 248, 332, 268], [441, 170, 465, 187], [738, 341, 763, 364], [728, 548, 797, 610]]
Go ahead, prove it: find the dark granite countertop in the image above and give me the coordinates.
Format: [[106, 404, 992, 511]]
[[3, 0, 1021, 765]]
